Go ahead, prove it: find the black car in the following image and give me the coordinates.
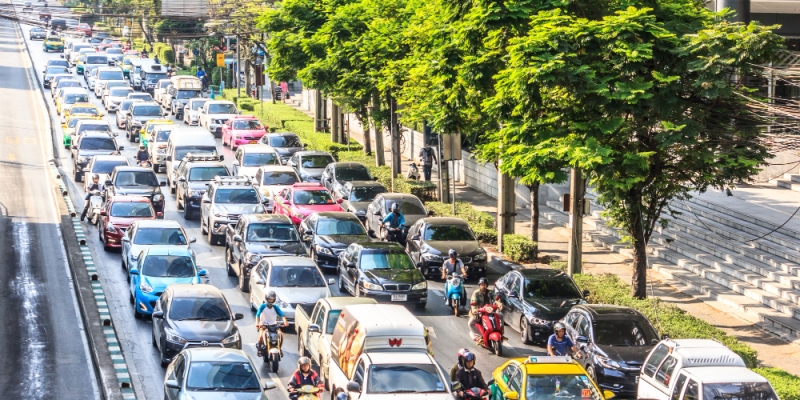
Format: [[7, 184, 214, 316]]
[[337, 242, 427, 309], [126, 102, 165, 140], [339, 181, 388, 223], [175, 160, 230, 219], [50, 19, 67, 31], [288, 150, 335, 182], [105, 167, 166, 215], [364, 193, 430, 243], [563, 305, 659, 398], [494, 269, 588, 345], [320, 162, 375, 199], [151, 284, 244, 367], [71, 133, 123, 181], [299, 212, 371, 269], [30, 27, 47, 40], [258, 132, 305, 164], [225, 214, 307, 291], [43, 66, 70, 88], [406, 217, 488, 279]]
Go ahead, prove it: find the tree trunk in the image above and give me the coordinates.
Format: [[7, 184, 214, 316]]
[[371, 91, 385, 166], [629, 195, 648, 299], [360, 106, 372, 155], [529, 182, 540, 260]]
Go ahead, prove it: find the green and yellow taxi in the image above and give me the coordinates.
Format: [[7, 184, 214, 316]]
[[139, 119, 173, 148], [488, 356, 615, 400], [55, 89, 89, 115], [120, 54, 141, 78], [62, 114, 100, 148], [43, 35, 64, 52]]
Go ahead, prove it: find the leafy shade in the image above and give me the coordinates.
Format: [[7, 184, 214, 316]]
[[487, 4, 783, 298]]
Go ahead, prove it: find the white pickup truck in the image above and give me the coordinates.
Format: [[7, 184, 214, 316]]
[[295, 297, 377, 386]]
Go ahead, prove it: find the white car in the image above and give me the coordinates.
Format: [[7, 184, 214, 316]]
[[153, 79, 172, 105], [103, 86, 134, 112], [247, 256, 332, 325], [97, 79, 127, 98], [92, 67, 125, 93], [82, 155, 129, 192], [71, 48, 97, 66], [199, 100, 238, 137], [182, 98, 209, 126], [231, 145, 282, 178], [251, 166, 300, 212], [120, 220, 196, 273]]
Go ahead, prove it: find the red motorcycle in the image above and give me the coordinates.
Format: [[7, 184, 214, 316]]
[[454, 382, 489, 400], [473, 305, 505, 356]]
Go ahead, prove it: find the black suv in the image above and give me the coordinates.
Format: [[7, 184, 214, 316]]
[[125, 102, 165, 141], [299, 212, 370, 269], [337, 242, 427, 309], [175, 158, 230, 219], [105, 166, 166, 215], [406, 217, 487, 279], [71, 132, 123, 182], [563, 305, 659, 398]]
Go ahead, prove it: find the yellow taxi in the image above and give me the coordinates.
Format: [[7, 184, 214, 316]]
[[488, 356, 614, 400], [55, 89, 90, 115], [62, 113, 101, 148], [43, 35, 64, 52], [139, 119, 173, 149], [121, 54, 141, 78], [62, 102, 103, 124]]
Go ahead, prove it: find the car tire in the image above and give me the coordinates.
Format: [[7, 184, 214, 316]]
[[170, 181, 176, 194], [338, 272, 345, 292], [133, 305, 142, 319], [151, 329, 158, 348], [415, 302, 427, 310], [354, 283, 361, 298], [121, 257, 126, 270], [159, 344, 169, 368], [208, 230, 218, 246], [225, 248, 236, 276], [520, 317, 533, 345], [587, 366, 597, 383], [176, 193, 184, 210], [183, 204, 192, 220], [129, 291, 134, 304], [74, 168, 81, 182], [153, 164, 159, 173], [250, 292, 257, 312]]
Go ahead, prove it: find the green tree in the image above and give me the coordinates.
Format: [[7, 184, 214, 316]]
[[487, 4, 783, 298]]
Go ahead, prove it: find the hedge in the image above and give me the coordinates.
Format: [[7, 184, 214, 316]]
[[160, 48, 175, 64], [501, 234, 537, 263], [211, 68, 222, 85], [571, 273, 800, 399]]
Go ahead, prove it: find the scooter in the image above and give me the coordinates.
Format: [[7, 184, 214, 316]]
[[258, 323, 282, 373], [453, 382, 489, 400], [473, 305, 505, 356], [382, 224, 407, 246], [445, 272, 466, 316], [138, 159, 152, 168], [291, 384, 322, 400], [86, 190, 104, 225]]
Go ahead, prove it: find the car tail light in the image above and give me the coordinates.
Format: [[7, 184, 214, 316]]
[[106, 222, 117, 233]]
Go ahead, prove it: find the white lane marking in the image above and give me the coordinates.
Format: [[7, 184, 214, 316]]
[[268, 372, 289, 396], [13, 222, 45, 398]]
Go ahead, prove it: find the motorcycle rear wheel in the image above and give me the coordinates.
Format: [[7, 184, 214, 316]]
[[492, 340, 503, 357]]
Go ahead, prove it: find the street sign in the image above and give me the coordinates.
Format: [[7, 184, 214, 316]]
[[215, 53, 225, 67], [441, 133, 462, 161]]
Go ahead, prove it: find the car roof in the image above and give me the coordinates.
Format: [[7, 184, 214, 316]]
[[185, 348, 250, 363], [114, 166, 153, 173], [345, 180, 384, 188], [379, 193, 422, 202], [133, 219, 183, 228], [358, 242, 405, 251], [206, 100, 234, 105], [76, 120, 109, 126], [93, 155, 127, 162], [572, 304, 646, 320], [315, 212, 362, 221], [80, 131, 114, 138], [143, 245, 193, 257], [186, 161, 227, 168], [265, 256, 317, 267], [518, 268, 569, 279], [517, 357, 587, 375], [132, 101, 160, 107], [96, 67, 120, 72], [367, 351, 434, 365], [266, 132, 298, 137], [109, 195, 150, 203], [239, 145, 276, 153], [333, 162, 368, 169], [167, 284, 223, 299], [258, 165, 296, 173], [295, 151, 333, 157], [683, 366, 768, 383], [421, 217, 470, 226], [231, 115, 257, 120], [62, 87, 87, 94], [242, 214, 293, 224]]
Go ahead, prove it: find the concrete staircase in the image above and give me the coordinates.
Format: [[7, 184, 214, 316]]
[[541, 194, 800, 339], [775, 173, 800, 193]]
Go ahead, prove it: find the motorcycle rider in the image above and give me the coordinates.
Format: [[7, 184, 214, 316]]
[[255, 291, 288, 358], [136, 144, 150, 166], [442, 249, 468, 304], [381, 203, 405, 242], [454, 351, 489, 399], [547, 322, 582, 358], [287, 357, 324, 399], [450, 348, 469, 381], [468, 277, 502, 343], [80, 174, 105, 221]]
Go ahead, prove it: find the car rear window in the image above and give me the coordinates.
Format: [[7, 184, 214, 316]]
[[86, 56, 107, 64], [133, 227, 186, 245], [243, 153, 280, 167], [188, 166, 228, 181], [70, 107, 98, 116], [79, 137, 116, 150], [91, 160, 128, 174], [110, 202, 153, 217], [110, 88, 133, 96], [98, 71, 124, 81], [132, 105, 162, 116], [65, 93, 89, 103]]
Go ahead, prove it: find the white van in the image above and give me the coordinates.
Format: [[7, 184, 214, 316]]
[[164, 128, 219, 191], [637, 339, 778, 400], [327, 304, 448, 399]]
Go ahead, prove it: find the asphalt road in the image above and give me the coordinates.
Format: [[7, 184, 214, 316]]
[[0, 15, 99, 400], [15, 11, 549, 399]]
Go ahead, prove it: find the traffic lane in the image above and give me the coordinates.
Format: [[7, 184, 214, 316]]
[[0, 17, 98, 399]]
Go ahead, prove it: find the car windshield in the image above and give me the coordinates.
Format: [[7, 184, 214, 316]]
[[293, 190, 334, 205], [79, 137, 116, 150], [359, 251, 415, 270], [262, 171, 298, 185], [350, 186, 386, 202], [58, 81, 82, 90], [77, 124, 110, 134], [106, 82, 127, 89], [316, 219, 365, 235], [214, 188, 259, 204], [592, 319, 657, 346], [269, 265, 326, 287], [336, 166, 371, 181], [325, 310, 342, 334], [190, 99, 208, 109], [133, 105, 161, 116], [247, 223, 299, 242], [133, 227, 187, 245], [46, 67, 69, 74], [65, 94, 89, 103], [208, 103, 237, 114], [300, 155, 334, 168], [525, 375, 602, 400], [86, 56, 106, 64], [140, 255, 194, 277], [129, 94, 153, 101], [367, 364, 445, 394], [120, 100, 140, 111], [158, 81, 171, 88], [523, 276, 582, 300], [98, 71, 124, 80], [169, 297, 229, 321], [186, 361, 260, 391], [109, 88, 132, 96], [385, 200, 425, 215], [47, 60, 70, 68], [154, 129, 172, 142], [145, 73, 168, 83], [233, 120, 263, 130], [424, 225, 475, 241], [175, 146, 218, 160], [176, 90, 202, 99], [91, 160, 127, 174], [70, 107, 98, 116], [110, 202, 153, 217], [115, 171, 159, 187], [703, 382, 777, 400], [269, 135, 302, 147], [243, 153, 280, 167], [188, 167, 229, 181]]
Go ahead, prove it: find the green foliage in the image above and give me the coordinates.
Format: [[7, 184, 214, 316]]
[[501, 234, 537, 263], [754, 368, 800, 400], [211, 68, 222, 86], [160, 48, 175, 64]]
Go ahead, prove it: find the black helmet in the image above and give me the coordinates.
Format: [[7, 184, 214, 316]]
[[448, 249, 457, 258], [463, 351, 476, 363], [478, 277, 488, 286], [391, 203, 400, 214], [266, 291, 277, 305], [139, 144, 145, 150]]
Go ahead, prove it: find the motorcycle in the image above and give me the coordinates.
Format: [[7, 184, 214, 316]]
[[138, 159, 152, 168], [445, 272, 466, 316], [291, 384, 322, 400], [453, 382, 489, 400], [258, 323, 283, 373], [86, 190, 104, 225], [382, 223, 407, 246], [473, 305, 505, 356]]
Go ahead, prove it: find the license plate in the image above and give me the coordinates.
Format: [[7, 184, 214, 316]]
[[391, 294, 407, 302], [249, 140, 258, 144]]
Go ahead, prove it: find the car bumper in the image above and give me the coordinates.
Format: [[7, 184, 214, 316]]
[[528, 322, 556, 341], [595, 367, 640, 396], [313, 250, 340, 269], [231, 138, 261, 146], [161, 338, 241, 362], [186, 195, 202, 211], [358, 289, 428, 305], [44, 45, 64, 51], [107, 102, 120, 111], [210, 218, 235, 235], [105, 230, 124, 248], [153, 153, 166, 164], [134, 289, 159, 315], [209, 123, 223, 135]]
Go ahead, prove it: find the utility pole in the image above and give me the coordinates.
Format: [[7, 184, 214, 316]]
[[236, 25, 241, 98], [567, 168, 585, 276], [371, 92, 385, 166], [331, 101, 340, 142], [388, 94, 401, 181], [439, 138, 450, 203], [715, 0, 750, 23]]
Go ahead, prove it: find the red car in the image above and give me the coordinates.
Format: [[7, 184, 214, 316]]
[[222, 115, 268, 150], [99, 196, 162, 251], [96, 39, 122, 51], [273, 183, 343, 224], [75, 23, 92, 37]]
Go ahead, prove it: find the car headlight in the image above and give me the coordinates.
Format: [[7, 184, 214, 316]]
[[164, 328, 187, 345], [474, 252, 487, 261], [152, 194, 163, 202], [213, 211, 228, 218], [189, 190, 203, 197], [530, 316, 553, 327], [156, 148, 166, 154], [596, 354, 621, 370], [139, 280, 153, 293], [247, 253, 261, 264], [411, 281, 427, 290], [277, 298, 289, 308], [422, 253, 442, 261], [221, 331, 239, 345], [315, 245, 333, 256], [362, 281, 383, 291]]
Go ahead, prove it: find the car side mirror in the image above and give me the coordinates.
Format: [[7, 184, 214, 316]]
[[178, 176, 186, 182], [156, 212, 163, 218], [119, 146, 124, 151], [121, 237, 130, 242], [308, 324, 321, 333], [508, 291, 519, 299], [576, 335, 589, 343], [410, 234, 420, 241], [233, 235, 243, 243], [201, 198, 210, 204], [165, 379, 179, 389], [651, 338, 659, 344], [60, 54, 64, 58], [189, 238, 197, 243], [234, 313, 244, 320], [583, 290, 590, 297], [198, 269, 208, 276], [152, 310, 164, 319], [218, 155, 224, 161], [373, 177, 379, 181], [166, 156, 172, 161], [303, 143, 308, 148], [346, 381, 361, 393], [62, 124, 67, 128], [504, 392, 519, 400], [288, 161, 295, 167], [104, 179, 112, 186], [263, 380, 276, 391], [71, 145, 77, 149], [327, 278, 335, 285], [160, 181, 166, 186], [661, 334, 669, 340], [302, 235, 312, 242], [336, 198, 343, 204], [256, 278, 265, 286], [129, 268, 139, 275], [603, 390, 616, 399], [427, 210, 435, 216], [82, 167, 90, 172], [232, 160, 239, 167], [347, 262, 356, 269], [99, 211, 107, 216]]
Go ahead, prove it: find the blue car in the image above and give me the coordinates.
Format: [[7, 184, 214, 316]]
[[129, 246, 207, 318]]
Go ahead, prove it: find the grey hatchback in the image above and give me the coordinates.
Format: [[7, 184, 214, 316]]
[[164, 348, 276, 399]]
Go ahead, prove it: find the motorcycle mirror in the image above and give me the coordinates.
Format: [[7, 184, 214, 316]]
[[160, 181, 166, 186], [327, 278, 335, 285], [234, 313, 244, 320], [152, 310, 164, 319], [263, 380, 276, 391], [189, 238, 197, 243]]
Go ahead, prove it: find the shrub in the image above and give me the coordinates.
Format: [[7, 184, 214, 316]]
[[160, 48, 175, 64], [501, 234, 537, 263], [755, 368, 800, 400], [211, 68, 221, 85]]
